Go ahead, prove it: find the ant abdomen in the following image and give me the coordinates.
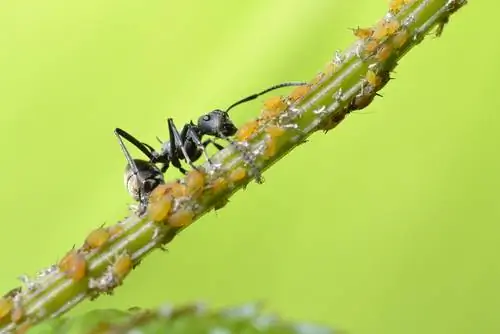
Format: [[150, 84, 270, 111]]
[[124, 159, 164, 202]]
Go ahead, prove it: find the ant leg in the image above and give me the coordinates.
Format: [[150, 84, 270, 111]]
[[114, 129, 147, 213], [185, 124, 215, 165], [114, 128, 156, 161], [167, 118, 197, 172], [202, 139, 225, 151], [225, 81, 308, 112]]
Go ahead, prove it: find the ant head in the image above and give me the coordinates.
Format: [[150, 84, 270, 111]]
[[124, 159, 164, 202], [197, 110, 237, 138]]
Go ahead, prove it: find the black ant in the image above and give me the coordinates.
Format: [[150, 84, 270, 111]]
[[115, 81, 307, 213]]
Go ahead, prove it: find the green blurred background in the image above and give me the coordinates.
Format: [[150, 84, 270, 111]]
[[0, 1, 495, 333]]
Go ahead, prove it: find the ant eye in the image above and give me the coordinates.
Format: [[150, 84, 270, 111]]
[[203, 115, 211, 121]]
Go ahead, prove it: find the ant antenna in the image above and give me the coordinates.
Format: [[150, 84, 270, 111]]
[[225, 81, 308, 113]]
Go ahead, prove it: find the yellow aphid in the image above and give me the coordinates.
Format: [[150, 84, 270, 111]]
[[0, 298, 13, 320], [147, 184, 173, 222], [364, 40, 380, 56], [58, 250, 87, 281], [84, 227, 110, 250], [168, 209, 194, 228], [235, 120, 260, 142], [389, 0, 406, 14], [392, 28, 409, 48], [261, 96, 287, 120], [108, 224, 124, 238], [11, 305, 23, 323], [210, 177, 229, 194], [288, 85, 311, 103], [113, 253, 133, 282], [229, 167, 247, 183], [185, 169, 205, 198], [309, 72, 325, 86], [352, 26, 373, 39], [375, 44, 393, 62], [385, 19, 400, 36]]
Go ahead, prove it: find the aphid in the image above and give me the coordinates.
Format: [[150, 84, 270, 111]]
[[349, 85, 379, 111], [10, 295, 24, 324], [351, 26, 373, 39], [58, 249, 87, 281], [229, 167, 247, 184], [83, 226, 110, 251], [320, 112, 347, 133], [210, 177, 229, 194], [392, 28, 409, 48], [167, 209, 194, 228], [263, 126, 286, 159], [363, 40, 380, 57], [112, 252, 133, 283], [185, 169, 206, 198], [372, 20, 389, 41], [0, 297, 13, 320], [235, 119, 260, 142], [260, 96, 288, 121], [375, 44, 393, 62], [15, 321, 31, 334], [323, 61, 338, 76], [309, 72, 325, 87], [147, 184, 174, 222], [288, 85, 311, 103], [365, 69, 391, 92], [384, 19, 400, 36], [115, 82, 307, 212], [108, 223, 125, 239], [389, 0, 406, 14]]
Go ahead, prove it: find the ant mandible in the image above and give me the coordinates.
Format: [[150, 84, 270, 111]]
[[115, 81, 307, 213]]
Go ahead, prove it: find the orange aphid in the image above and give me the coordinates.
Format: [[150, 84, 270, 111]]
[[235, 120, 259, 142], [58, 250, 87, 281], [309, 72, 325, 86], [323, 61, 338, 76], [113, 253, 133, 282], [185, 169, 205, 198], [288, 85, 311, 103], [168, 209, 194, 228], [372, 20, 389, 40], [384, 19, 400, 36], [389, 0, 406, 14], [15, 322, 31, 334], [261, 96, 286, 120], [108, 224, 124, 239], [263, 126, 286, 159], [210, 177, 229, 194], [266, 125, 286, 138], [229, 167, 247, 183], [11, 305, 23, 323], [0, 298, 13, 320], [363, 40, 380, 56], [147, 192, 173, 222], [352, 26, 373, 39], [375, 44, 393, 62], [392, 28, 409, 48], [84, 227, 110, 250]]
